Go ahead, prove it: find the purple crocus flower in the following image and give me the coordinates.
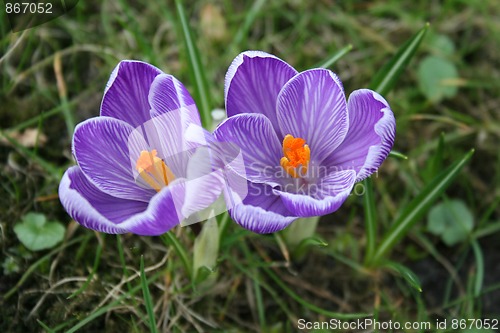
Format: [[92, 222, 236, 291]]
[[59, 60, 222, 235], [214, 51, 396, 234]]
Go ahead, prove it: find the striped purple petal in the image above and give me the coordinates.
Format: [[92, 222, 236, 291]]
[[181, 146, 225, 219], [229, 182, 297, 234], [276, 69, 349, 165], [136, 107, 200, 179], [214, 113, 283, 186], [274, 170, 356, 217], [101, 60, 162, 127], [119, 179, 186, 235], [148, 73, 199, 121], [73, 116, 155, 202], [60, 166, 185, 235], [225, 51, 298, 136], [324, 89, 395, 181]]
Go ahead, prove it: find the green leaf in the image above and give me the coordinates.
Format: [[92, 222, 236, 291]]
[[423, 132, 445, 182], [282, 216, 320, 247], [282, 216, 325, 259], [14, 213, 65, 251], [388, 150, 408, 160], [37, 319, 56, 333], [371, 149, 474, 265], [140, 256, 159, 333], [161, 231, 192, 279], [382, 261, 422, 292], [317, 44, 353, 69], [471, 239, 484, 297], [296, 236, 328, 250], [427, 199, 474, 246], [417, 55, 459, 102], [2, 256, 20, 275], [363, 27, 429, 263], [174, 0, 212, 128], [473, 220, 500, 239], [427, 33, 455, 57], [293, 237, 328, 260], [193, 215, 219, 283], [370, 23, 429, 95]]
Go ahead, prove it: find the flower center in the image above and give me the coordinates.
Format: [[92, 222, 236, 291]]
[[136, 149, 175, 192], [280, 134, 310, 178]]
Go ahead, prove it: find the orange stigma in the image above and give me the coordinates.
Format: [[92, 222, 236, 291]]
[[280, 134, 310, 178], [136, 149, 175, 192]]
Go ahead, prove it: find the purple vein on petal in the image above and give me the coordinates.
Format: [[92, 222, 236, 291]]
[[101, 60, 163, 127], [277, 69, 349, 165], [225, 51, 298, 136]]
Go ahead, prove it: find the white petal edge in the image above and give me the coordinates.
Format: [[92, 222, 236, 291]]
[[354, 90, 395, 182]]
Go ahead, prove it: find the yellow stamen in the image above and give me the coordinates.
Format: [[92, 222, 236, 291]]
[[136, 149, 175, 192], [280, 134, 310, 178]]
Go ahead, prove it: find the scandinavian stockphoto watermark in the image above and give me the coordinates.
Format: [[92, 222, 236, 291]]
[[126, 108, 249, 226], [4, 0, 78, 32], [125, 107, 378, 226], [248, 163, 378, 198]]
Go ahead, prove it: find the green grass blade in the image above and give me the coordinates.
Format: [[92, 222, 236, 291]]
[[317, 44, 353, 69], [253, 270, 267, 331], [161, 231, 192, 279], [324, 249, 370, 275], [236, 242, 368, 320], [361, 27, 428, 267], [174, 0, 212, 128], [140, 256, 159, 333], [115, 235, 140, 308], [370, 23, 429, 95], [116, 0, 156, 63], [363, 177, 377, 265], [389, 150, 408, 160], [217, 211, 231, 240], [473, 221, 500, 239], [0, 130, 61, 179], [477, 195, 500, 229], [8, 93, 85, 132], [3, 236, 84, 300], [470, 239, 484, 297], [116, 234, 130, 282], [294, 236, 328, 256], [64, 270, 163, 333], [37, 319, 55, 333], [54, 52, 76, 137], [230, 0, 266, 50], [371, 149, 474, 265], [263, 267, 370, 319], [226, 253, 295, 321], [67, 239, 103, 299], [423, 132, 445, 182], [382, 261, 422, 292], [430, 133, 445, 176], [38, 316, 77, 333]]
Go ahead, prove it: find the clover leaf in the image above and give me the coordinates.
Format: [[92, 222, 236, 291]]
[[417, 55, 459, 103], [427, 200, 473, 246], [14, 213, 65, 251]]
